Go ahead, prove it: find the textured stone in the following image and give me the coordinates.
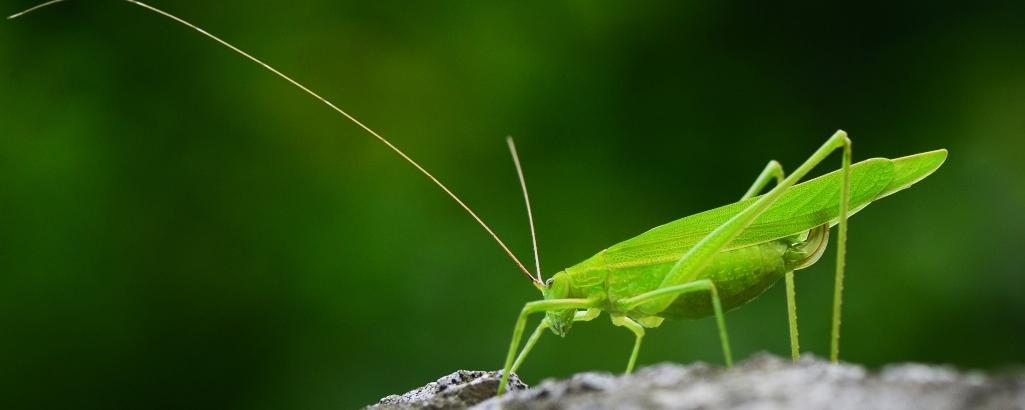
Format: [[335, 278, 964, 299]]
[[367, 370, 527, 409], [368, 354, 1025, 410]]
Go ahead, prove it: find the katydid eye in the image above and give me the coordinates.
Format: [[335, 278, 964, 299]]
[[545, 278, 554, 287]]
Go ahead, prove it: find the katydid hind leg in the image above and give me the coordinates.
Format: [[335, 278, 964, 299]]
[[741, 159, 785, 200], [635, 131, 851, 361], [498, 298, 596, 395], [740, 160, 802, 361], [831, 138, 852, 363], [610, 315, 645, 374], [618, 279, 733, 366], [784, 271, 800, 360]]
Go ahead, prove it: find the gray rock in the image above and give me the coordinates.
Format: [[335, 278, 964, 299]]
[[369, 354, 1025, 410], [367, 370, 527, 409]]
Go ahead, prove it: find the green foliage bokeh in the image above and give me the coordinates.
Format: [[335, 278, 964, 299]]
[[1, 1, 1023, 408]]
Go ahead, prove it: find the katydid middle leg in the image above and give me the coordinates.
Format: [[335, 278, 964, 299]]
[[634, 130, 852, 363], [610, 315, 646, 373], [617, 279, 733, 366], [741, 160, 801, 361]]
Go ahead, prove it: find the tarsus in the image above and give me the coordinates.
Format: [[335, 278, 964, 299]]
[[8, 0, 540, 285]]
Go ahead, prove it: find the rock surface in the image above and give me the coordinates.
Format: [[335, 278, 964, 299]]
[[367, 354, 1025, 410], [368, 370, 527, 409]]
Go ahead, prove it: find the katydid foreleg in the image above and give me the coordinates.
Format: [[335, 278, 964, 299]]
[[741, 160, 801, 361], [509, 308, 600, 373], [498, 299, 596, 394], [510, 321, 547, 374]]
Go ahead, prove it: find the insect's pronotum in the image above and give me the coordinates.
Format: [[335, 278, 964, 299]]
[[9, 0, 948, 395]]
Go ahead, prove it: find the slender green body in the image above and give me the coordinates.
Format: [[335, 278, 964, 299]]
[[537, 149, 944, 328], [556, 226, 827, 320]]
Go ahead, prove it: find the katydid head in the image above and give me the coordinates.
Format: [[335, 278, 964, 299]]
[[542, 273, 574, 337]]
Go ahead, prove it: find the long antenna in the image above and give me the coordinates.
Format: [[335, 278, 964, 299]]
[[506, 137, 542, 284], [8, 0, 541, 285], [7, 0, 65, 19]]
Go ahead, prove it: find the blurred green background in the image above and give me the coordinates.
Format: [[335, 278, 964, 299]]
[[2, 1, 1024, 408]]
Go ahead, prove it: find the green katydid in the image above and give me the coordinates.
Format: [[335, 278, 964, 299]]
[[10, 0, 948, 396], [496, 142, 946, 393]]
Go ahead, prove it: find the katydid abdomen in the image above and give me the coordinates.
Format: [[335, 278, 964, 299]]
[[558, 224, 829, 321], [650, 224, 827, 320]]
